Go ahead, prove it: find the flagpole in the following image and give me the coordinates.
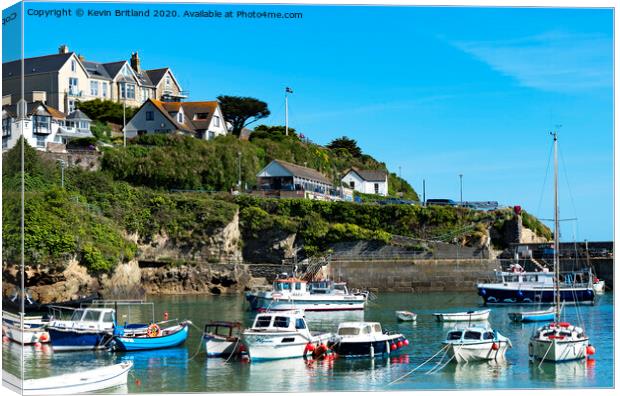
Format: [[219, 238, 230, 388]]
[[285, 88, 289, 136]]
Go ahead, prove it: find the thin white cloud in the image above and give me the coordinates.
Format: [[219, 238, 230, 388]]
[[452, 31, 612, 93]]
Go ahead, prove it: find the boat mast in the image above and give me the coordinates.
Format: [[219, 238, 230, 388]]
[[552, 130, 561, 322]]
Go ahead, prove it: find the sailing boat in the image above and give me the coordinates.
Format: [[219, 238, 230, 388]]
[[528, 131, 595, 362]]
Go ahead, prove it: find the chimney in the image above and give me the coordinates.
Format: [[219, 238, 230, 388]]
[[58, 44, 69, 54], [130, 51, 141, 73], [78, 54, 85, 62]]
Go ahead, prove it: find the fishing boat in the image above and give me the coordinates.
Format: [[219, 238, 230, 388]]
[[395, 311, 417, 322], [2, 362, 133, 395], [47, 307, 116, 351], [433, 309, 490, 322], [508, 307, 555, 323], [245, 277, 366, 312], [329, 322, 408, 358], [443, 324, 511, 363], [242, 310, 332, 361], [2, 311, 50, 344], [111, 320, 191, 351], [528, 131, 595, 363], [203, 321, 243, 357]]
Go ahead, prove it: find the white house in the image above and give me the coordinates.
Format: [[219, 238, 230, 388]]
[[124, 98, 228, 140], [341, 167, 389, 196], [2, 100, 93, 151], [257, 159, 333, 194]]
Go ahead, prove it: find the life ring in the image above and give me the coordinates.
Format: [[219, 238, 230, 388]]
[[147, 324, 161, 338]]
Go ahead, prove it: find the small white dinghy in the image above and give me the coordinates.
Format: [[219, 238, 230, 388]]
[[593, 278, 605, 294], [395, 311, 417, 322], [2, 361, 133, 395], [434, 309, 490, 322], [443, 325, 511, 363]]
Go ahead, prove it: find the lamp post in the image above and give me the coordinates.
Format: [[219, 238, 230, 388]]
[[123, 98, 126, 148], [459, 174, 463, 206], [285, 87, 293, 136]]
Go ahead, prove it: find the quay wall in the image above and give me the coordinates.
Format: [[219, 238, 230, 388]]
[[326, 259, 500, 292]]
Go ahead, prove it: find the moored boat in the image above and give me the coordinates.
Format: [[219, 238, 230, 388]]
[[245, 277, 366, 312], [433, 309, 490, 322], [329, 322, 408, 358], [592, 278, 605, 294], [112, 320, 191, 351], [443, 325, 511, 363], [243, 310, 332, 361], [47, 307, 116, 351], [2, 361, 133, 395], [203, 321, 243, 357], [2, 311, 50, 344], [508, 307, 555, 323], [395, 311, 417, 322]]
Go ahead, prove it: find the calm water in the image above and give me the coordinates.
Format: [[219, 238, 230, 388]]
[[3, 292, 614, 392]]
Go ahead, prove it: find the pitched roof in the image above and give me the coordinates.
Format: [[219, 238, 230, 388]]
[[3, 52, 74, 79], [2, 101, 65, 119], [147, 99, 192, 132], [161, 101, 220, 131], [82, 60, 113, 80], [145, 68, 169, 85], [346, 167, 388, 182], [102, 61, 127, 78], [66, 109, 92, 121], [272, 160, 332, 185], [134, 70, 154, 87]]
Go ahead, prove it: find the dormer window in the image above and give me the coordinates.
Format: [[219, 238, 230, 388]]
[[194, 113, 209, 120]]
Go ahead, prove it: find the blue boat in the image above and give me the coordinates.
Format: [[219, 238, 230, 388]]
[[47, 307, 116, 351], [112, 321, 190, 351], [508, 307, 555, 322]]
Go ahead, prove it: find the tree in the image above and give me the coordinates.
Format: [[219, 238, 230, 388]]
[[250, 125, 299, 141], [217, 95, 270, 136], [327, 136, 362, 158], [77, 99, 137, 125]]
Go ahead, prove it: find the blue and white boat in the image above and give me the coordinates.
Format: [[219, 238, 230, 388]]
[[112, 320, 190, 351], [47, 308, 116, 351], [508, 307, 555, 322], [476, 268, 595, 305]]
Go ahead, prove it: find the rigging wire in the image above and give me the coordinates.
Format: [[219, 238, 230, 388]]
[[535, 141, 554, 218]]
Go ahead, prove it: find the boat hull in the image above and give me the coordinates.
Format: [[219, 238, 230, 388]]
[[508, 311, 554, 323], [48, 327, 113, 351], [2, 362, 132, 395], [477, 286, 595, 305], [396, 311, 417, 322], [434, 310, 490, 322], [247, 296, 365, 312], [5, 325, 49, 345], [113, 324, 189, 351], [445, 340, 510, 363], [243, 332, 310, 361], [204, 336, 239, 357], [332, 334, 406, 358], [593, 281, 605, 294], [528, 338, 589, 362]]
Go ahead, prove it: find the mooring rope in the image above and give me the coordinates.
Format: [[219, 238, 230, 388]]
[[388, 344, 450, 386], [538, 341, 554, 368]]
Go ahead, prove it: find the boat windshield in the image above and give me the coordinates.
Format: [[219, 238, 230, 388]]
[[255, 316, 272, 328], [372, 324, 382, 333], [82, 310, 102, 322], [464, 331, 482, 340], [483, 332, 495, 340], [273, 316, 290, 328], [70, 309, 85, 321], [338, 327, 360, 336], [447, 331, 462, 340]]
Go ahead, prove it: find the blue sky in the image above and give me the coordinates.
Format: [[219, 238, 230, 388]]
[[6, 2, 614, 241]]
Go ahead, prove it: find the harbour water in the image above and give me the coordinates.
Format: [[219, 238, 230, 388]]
[[2, 291, 613, 392]]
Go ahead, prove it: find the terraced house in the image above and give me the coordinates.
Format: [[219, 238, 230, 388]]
[[2, 45, 187, 151]]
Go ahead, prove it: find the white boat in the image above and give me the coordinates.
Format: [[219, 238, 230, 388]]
[[2, 311, 50, 344], [245, 277, 366, 312], [203, 321, 243, 357], [593, 278, 605, 294], [2, 361, 133, 395], [433, 309, 490, 322], [443, 325, 511, 363], [242, 310, 332, 361], [330, 321, 408, 358], [395, 311, 417, 322], [528, 131, 595, 363]]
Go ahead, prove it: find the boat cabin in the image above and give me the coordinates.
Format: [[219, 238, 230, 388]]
[[308, 280, 349, 295], [495, 270, 591, 286], [250, 311, 310, 335], [445, 327, 495, 342], [336, 322, 383, 338], [204, 321, 242, 339], [51, 308, 116, 331], [271, 278, 308, 294]]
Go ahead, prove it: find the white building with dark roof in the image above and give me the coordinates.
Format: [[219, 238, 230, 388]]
[[341, 167, 389, 196]]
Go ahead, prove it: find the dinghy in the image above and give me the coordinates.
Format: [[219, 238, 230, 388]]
[[203, 321, 243, 357], [434, 309, 490, 322], [508, 307, 555, 323], [2, 361, 133, 395], [2, 311, 50, 344], [112, 320, 191, 351], [395, 311, 417, 322], [593, 278, 605, 294], [443, 325, 511, 363]]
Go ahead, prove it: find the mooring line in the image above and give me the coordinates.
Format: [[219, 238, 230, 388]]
[[388, 344, 449, 386]]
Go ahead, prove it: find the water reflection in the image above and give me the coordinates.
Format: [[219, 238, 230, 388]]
[[530, 358, 595, 386]]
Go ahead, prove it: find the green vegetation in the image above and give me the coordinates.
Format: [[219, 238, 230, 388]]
[[218, 95, 270, 136], [77, 99, 137, 125], [522, 209, 553, 240]]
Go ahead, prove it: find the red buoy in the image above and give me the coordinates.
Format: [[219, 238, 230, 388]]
[[403, 339, 409, 346], [397, 341, 404, 348], [390, 343, 397, 351], [586, 345, 596, 356], [491, 343, 499, 351]]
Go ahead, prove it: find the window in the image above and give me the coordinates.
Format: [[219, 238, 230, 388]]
[[177, 112, 183, 123], [33, 115, 51, 134], [68, 100, 76, 113], [127, 84, 135, 99], [464, 331, 482, 340], [146, 111, 154, 121], [374, 183, 379, 194], [294, 282, 302, 290], [102, 82, 107, 97], [447, 331, 462, 340], [36, 135, 46, 148], [2, 117, 11, 136], [165, 75, 171, 87], [338, 327, 360, 336], [119, 83, 136, 99], [68, 77, 79, 95], [295, 319, 306, 330], [349, 181, 355, 189], [483, 332, 495, 340], [70, 309, 85, 321], [255, 316, 272, 328], [213, 115, 220, 127], [82, 310, 101, 321], [273, 317, 290, 328], [208, 131, 215, 140], [102, 312, 115, 323], [194, 113, 209, 120], [372, 324, 382, 333], [90, 81, 99, 96], [71, 59, 76, 72]]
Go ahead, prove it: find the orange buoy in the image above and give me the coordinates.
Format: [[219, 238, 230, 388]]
[[390, 343, 397, 351], [403, 339, 409, 346], [491, 342, 499, 351], [39, 333, 49, 343], [397, 341, 404, 348], [586, 345, 596, 356]]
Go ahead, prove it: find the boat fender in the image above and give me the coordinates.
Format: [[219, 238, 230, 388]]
[[240, 351, 250, 363], [147, 323, 161, 338], [558, 322, 570, 328], [390, 343, 397, 351], [586, 345, 596, 356], [403, 339, 409, 346], [397, 340, 404, 348], [491, 342, 499, 351], [39, 333, 49, 343], [479, 288, 487, 296]]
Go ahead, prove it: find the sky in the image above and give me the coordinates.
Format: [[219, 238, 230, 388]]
[[2, 2, 614, 241]]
